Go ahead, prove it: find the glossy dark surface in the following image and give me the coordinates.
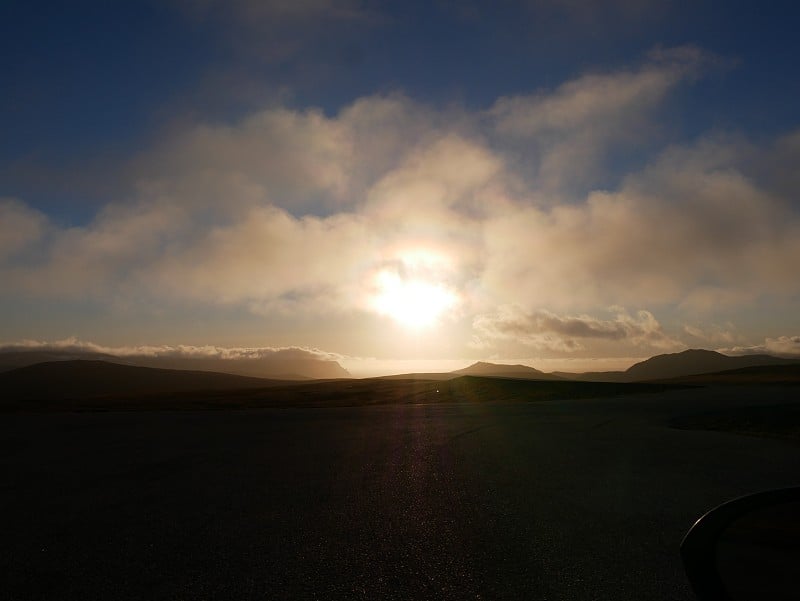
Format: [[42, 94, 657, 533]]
[[718, 499, 800, 601], [682, 488, 800, 601]]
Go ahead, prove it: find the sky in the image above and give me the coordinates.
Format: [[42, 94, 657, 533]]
[[1, 0, 799, 376]]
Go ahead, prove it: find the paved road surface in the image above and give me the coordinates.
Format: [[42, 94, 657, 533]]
[[2, 386, 800, 599]]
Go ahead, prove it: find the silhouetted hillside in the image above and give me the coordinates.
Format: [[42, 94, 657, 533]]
[[0, 350, 350, 380], [131, 356, 350, 380], [453, 362, 562, 380], [624, 349, 797, 381], [0, 360, 288, 402], [0, 350, 127, 372], [658, 363, 800, 385], [551, 350, 799, 382]]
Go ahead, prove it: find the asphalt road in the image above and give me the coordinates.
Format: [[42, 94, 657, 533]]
[[2, 385, 800, 600]]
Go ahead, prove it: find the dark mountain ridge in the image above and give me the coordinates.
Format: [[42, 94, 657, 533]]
[[653, 363, 800, 384], [453, 361, 562, 380], [0, 350, 127, 372], [0, 349, 350, 380], [546, 350, 798, 382], [0, 360, 296, 402], [623, 349, 798, 381]]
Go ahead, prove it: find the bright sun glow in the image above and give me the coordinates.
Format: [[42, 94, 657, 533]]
[[371, 271, 457, 330]]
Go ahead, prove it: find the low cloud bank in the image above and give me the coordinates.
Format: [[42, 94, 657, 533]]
[[721, 336, 800, 358], [0, 338, 344, 363]]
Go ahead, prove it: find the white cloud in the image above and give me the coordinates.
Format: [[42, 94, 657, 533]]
[[137, 107, 354, 214], [722, 336, 800, 358], [487, 45, 712, 195], [750, 129, 800, 202], [683, 323, 737, 345], [0, 337, 344, 362], [9, 202, 184, 298], [479, 135, 800, 312], [136, 93, 445, 217], [490, 52, 691, 137], [3, 49, 800, 360], [142, 205, 373, 309], [130, 115, 500, 313], [0, 198, 49, 259]]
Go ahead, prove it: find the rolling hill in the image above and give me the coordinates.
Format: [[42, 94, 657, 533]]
[[657, 363, 800, 385], [556, 350, 799, 382], [623, 349, 798, 381], [0, 360, 290, 402], [452, 361, 562, 380], [0, 349, 350, 380]]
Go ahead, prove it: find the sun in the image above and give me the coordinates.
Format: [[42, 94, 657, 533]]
[[371, 270, 457, 330]]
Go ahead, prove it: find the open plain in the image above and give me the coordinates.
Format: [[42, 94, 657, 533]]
[[2, 383, 800, 600]]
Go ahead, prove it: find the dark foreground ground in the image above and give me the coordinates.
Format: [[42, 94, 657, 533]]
[[2, 385, 800, 600]]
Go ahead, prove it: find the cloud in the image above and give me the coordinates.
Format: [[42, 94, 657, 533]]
[[488, 45, 714, 195], [137, 107, 354, 214], [683, 323, 737, 345], [750, 129, 800, 203], [137, 93, 439, 216], [0, 337, 344, 362], [3, 49, 800, 359], [721, 336, 800, 358], [490, 47, 703, 138], [85, 101, 494, 312], [0, 198, 49, 259], [142, 205, 373, 309], [472, 306, 680, 352], [8, 201, 184, 298], [174, 0, 380, 63], [479, 134, 800, 312]]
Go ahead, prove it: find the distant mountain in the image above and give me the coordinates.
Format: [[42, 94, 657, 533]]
[[0, 360, 288, 402], [0, 350, 350, 380], [453, 361, 562, 380], [660, 363, 800, 385], [0, 350, 128, 372], [552, 350, 799, 382], [130, 356, 350, 380], [623, 349, 798, 381]]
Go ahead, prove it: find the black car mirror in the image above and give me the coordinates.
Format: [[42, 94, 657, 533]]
[[681, 487, 800, 601]]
